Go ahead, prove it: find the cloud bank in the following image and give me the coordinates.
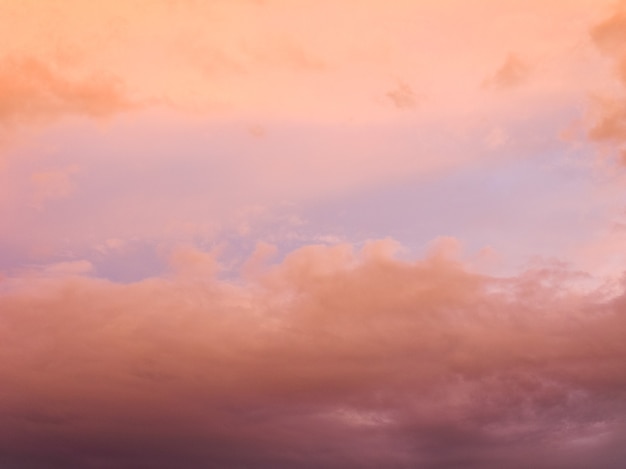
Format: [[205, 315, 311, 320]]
[[1, 241, 626, 468]]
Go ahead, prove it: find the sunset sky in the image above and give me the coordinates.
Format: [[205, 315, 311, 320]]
[[3, 1, 626, 467]]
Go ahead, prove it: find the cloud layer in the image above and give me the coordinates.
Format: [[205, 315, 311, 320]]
[[588, 1, 626, 163], [1, 241, 626, 468]]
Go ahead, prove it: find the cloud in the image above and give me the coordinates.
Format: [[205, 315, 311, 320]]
[[18, 260, 94, 279], [385, 81, 418, 110], [485, 54, 530, 89], [168, 244, 221, 278], [1, 0, 598, 124], [0, 56, 136, 128], [588, 2, 626, 159], [590, 4, 626, 58], [1, 240, 626, 468], [0, 3, 624, 465], [30, 166, 79, 207]]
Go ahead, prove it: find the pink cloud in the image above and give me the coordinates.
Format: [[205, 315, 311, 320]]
[[485, 54, 531, 89], [385, 81, 418, 110], [0, 0, 608, 122], [588, 1, 626, 161], [1, 241, 625, 468], [0, 57, 135, 128]]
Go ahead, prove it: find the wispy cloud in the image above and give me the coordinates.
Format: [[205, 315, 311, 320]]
[[588, 1, 626, 161], [0, 57, 136, 127], [485, 54, 530, 89]]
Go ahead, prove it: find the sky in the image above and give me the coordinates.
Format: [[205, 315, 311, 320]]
[[3, 1, 626, 467]]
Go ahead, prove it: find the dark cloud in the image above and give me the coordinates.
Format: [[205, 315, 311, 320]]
[[1, 242, 626, 468]]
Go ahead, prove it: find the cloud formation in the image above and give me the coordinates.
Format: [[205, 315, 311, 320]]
[[0, 56, 135, 128], [386, 81, 418, 110], [1, 4, 625, 467], [485, 54, 530, 89], [0, 0, 604, 123], [1, 241, 626, 468], [589, 2, 626, 160]]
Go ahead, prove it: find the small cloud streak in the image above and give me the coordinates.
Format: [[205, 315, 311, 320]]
[[30, 166, 79, 207], [485, 54, 530, 89], [386, 81, 418, 110], [0, 3, 624, 467], [0, 56, 136, 135]]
